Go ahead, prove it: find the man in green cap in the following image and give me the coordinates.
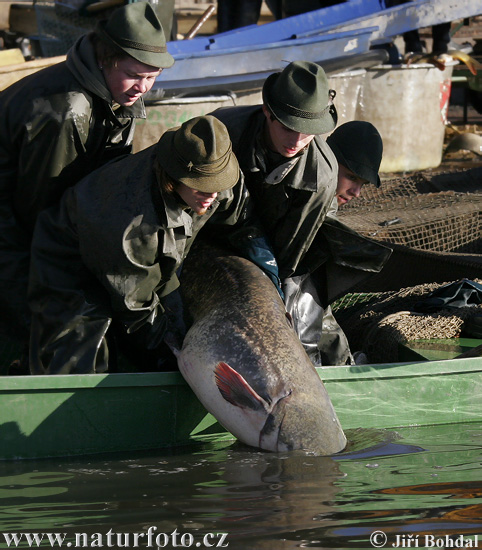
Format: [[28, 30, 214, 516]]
[[28, 115, 280, 374], [212, 62, 390, 365], [0, 2, 174, 362], [213, 60, 339, 280]]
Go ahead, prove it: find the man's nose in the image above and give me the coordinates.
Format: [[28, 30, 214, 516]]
[[291, 131, 306, 144], [133, 78, 149, 94], [349, 184, 362, 197]]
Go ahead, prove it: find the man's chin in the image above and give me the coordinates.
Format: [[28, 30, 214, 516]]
[[118, 96, 140, 106], [194, 207, 208, 216]]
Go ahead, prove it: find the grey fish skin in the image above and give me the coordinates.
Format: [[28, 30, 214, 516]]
[[176, 241, 347, 455]]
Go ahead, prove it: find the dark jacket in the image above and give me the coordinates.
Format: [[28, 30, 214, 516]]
[[28, 145, 253, 374], [0, 35, 145, 339], [213, 105, 339, 279]]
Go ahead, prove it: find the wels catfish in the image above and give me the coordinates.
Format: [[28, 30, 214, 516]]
[[175, 241, 347, 455]]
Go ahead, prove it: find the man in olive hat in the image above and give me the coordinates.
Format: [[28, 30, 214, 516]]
[[0, 2, 174, 362], [212, 62, 390, 366], [28, 115, 279, 374], [213, 60, 338, 280]]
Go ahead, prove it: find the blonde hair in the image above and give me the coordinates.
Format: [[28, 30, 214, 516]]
[[90, 32, 130, 69]]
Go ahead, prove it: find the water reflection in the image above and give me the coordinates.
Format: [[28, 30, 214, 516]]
[[0, 423, 481, 549]]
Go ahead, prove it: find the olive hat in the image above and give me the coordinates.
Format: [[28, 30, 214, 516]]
[[262, 61, 337, 135], [327, 121, 383, 188], [96, 2, 174, 69], [156, 115, 240, 193]]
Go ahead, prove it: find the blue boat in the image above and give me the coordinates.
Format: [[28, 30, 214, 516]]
[[149, 0, 482, 99], [151, 27, 376, 99]]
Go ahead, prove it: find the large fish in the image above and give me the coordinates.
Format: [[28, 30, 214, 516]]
[[174, 240, 347, 455]]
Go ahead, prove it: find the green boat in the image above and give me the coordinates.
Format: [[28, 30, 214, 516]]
[[0, 337, 481, 460], [1, 168, 481, 460]]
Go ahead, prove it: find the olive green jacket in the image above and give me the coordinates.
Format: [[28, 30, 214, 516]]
[[213, 105, 339, 279], [28, 145, 253, 374], [0, 35, 145, 339]]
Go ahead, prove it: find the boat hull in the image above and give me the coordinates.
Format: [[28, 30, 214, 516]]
[[1, 355, 481, 460]]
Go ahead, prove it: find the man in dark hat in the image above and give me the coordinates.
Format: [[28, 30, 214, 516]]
[[311, 120, 388, 364], [28, 115, 279, 374], [283, 119, 390, 366], [0, 2, 174, 358], [327, 120, 384, 206], [212, 62, 390, 365]]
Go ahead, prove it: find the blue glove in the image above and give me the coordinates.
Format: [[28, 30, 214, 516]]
[[232, 233, 284, 301]]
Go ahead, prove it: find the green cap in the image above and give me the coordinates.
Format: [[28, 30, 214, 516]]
[[96, 2, 174, 69], [327, 121, 383, 187], [156, 116, 240, 193], [262, 61, 337, 135]]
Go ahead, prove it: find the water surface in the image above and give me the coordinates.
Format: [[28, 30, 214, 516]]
[[1, 422, 481, 549]]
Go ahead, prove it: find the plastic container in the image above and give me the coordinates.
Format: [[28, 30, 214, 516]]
[[328, 68, 366, 128], [356, 61, 456, 173]]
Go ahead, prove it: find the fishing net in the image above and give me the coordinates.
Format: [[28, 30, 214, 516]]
[[333, 280, 482, 363], [337, 168, 482, 254], [333, 167, 482, 363]]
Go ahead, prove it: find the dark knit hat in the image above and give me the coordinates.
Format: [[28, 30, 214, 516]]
[[327, 121, 383, 187], [262, 61, 337, 135], [96, 2, 174, 68], [156, 116, 239, 193]]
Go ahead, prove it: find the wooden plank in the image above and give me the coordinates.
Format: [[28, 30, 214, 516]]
[[0, 55, 65, 91], [0, 48, 24, 67]]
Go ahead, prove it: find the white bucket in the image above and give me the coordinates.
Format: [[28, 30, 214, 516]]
[[328, 69, 366, 128], [356, 62, 456, 172]]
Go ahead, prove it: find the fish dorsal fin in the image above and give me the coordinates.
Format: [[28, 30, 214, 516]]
[[214, 362, 267, 412]]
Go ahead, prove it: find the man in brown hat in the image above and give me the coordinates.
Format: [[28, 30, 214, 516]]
[[28, 115, 279, 374], [213, 62, 390, 365], [0, 2, 174, 359]]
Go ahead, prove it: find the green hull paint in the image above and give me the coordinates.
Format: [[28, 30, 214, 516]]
[[1, 354, 481, 460]]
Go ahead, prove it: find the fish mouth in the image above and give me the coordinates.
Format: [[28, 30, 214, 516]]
[[259, 390, 292, 451]]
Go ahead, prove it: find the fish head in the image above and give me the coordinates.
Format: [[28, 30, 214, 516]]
[[259, 383, 347, 455], [214, 361, 346, 455]]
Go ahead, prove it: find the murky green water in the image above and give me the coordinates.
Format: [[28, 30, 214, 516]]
[[1, 423, 481, 550]]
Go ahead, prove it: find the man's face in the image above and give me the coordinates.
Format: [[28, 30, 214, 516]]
[[336, 164, 366, 206], [102, 57, 162, 106], [262, 106, 315, 158], [176, 182, 218, 215]]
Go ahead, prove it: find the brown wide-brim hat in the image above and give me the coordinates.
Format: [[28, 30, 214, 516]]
[[327, 121, 383, 188], [263, 61, 337, 135], [156, 116, 240, 193], [96, 2, 174, 69]]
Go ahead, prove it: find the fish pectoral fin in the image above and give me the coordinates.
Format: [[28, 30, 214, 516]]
[[214, 362, 268, 412]]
